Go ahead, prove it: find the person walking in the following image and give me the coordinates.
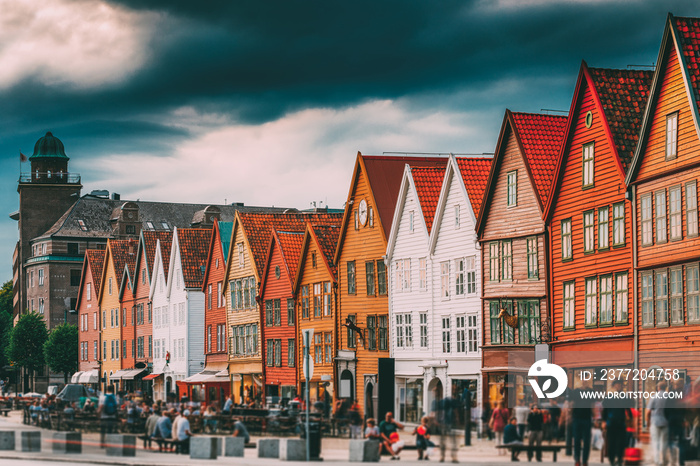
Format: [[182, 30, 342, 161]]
[[647, 381, 670, 466], [527, 404, 544, 462], [144, 408, 160, 449], [602, 380, 632, 466], [666, 378, 687, 466], [98, 385, 119, 448], [481, 401, 493, 440], [514, 399, 529, 441], [490, 400, 510, 454], [571, 381, 594, 466], [348, 401, 363, 439]]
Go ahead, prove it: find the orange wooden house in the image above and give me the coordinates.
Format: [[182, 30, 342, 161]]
[[76, 249, 105, 378], [545, 63, 652, 384], [259, 228, 305, 402], [293, 224, 341, 410], [334, 153, 447, 418], [625, 14, 700, 423]]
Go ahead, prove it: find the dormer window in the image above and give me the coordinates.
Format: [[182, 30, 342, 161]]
[[78, 220, 88, 231], [161, 222, 170, 231], [666, 112, 678, 160], [146, 221, 154, 230]]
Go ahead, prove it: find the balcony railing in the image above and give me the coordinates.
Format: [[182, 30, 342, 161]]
[[19, 172, 81, 184]]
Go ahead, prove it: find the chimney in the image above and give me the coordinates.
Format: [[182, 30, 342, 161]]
[[128, 238, 135, 255]]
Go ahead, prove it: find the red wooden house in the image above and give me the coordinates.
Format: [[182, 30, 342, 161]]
[[259, 229, 305, 402], [118, 239, 138, 375], [76, 249, 105, 380], [625, 14, 700, 423], [545, 63, 652, 385]]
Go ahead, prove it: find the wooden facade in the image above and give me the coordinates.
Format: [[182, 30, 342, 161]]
[[478, 111, 566, 408], [77, 249, 104, 373]]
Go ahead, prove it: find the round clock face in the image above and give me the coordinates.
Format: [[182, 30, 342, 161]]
[[358, 199, 368, 226]]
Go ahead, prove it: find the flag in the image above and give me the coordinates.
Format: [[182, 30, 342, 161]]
[[20, 151, 27, 162]]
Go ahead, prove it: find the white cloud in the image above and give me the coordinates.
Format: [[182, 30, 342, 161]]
[[0, 0, 160, 89], [84, 99, 488, 210]]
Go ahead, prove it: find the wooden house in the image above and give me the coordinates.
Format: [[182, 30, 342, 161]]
[[148, 234, 174, 401], [476, 111, 567, 408], [76, 249, 105, 381], [545, 63, 652, 385]]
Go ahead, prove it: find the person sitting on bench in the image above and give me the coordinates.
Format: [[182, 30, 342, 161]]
[[175, 410, 193, 454], [232, 418, 251, 444], [152, 410, 173, 451], [503, 417, 523, 461]]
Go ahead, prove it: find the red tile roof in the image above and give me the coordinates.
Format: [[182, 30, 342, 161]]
[[362, 156, 449, 237], [176, 228, 212, 289], [311, 224, 341, 279], [274, 230, 305, 283], [142, 231, 174, 277], [85, 249, 105, 292], [510, 112, 568, 206], [674, 16, 700, 119], [238, 212, 343, 277], [455, 157, 493, 215], [588, 67, 653, 172], [108, 239, 138, 290], [411, 166, 446, 234]]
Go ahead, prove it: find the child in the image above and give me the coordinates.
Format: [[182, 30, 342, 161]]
[[413, 416, 435, 460]]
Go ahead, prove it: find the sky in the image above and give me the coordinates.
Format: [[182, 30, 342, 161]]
[[0, 0, 698, 283]]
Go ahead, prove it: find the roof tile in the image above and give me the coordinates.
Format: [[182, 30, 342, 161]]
[[108, 239, 138, 290], [455, 157, 493, 215], [411, 166, 446, 234], [85, 249, 105, 292], [674, 16, 700, 121], [176, 228, 212, 289], [275, 230, 305, 282], [311, 225, 341, 279]]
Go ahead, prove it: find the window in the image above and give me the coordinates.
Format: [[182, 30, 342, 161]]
[[347, 261, 356, 294], [409, 211, 414, 232], [323, 283, 331, 316], [666, 112, 678, 160], [656, 270, 669, 327], [287, 299, 295, 325], [313, 283, 322, 317], [238, 243, 245, 267], [275, 339, 282, 367], [489, 242, 499, 280], [489, 302, 501, 344], [670, 186, 682, 241], [656, 190, 667, 243], [347, 314, 357, 348], [86, 283, 91, 301], [583, 210, 595, 253], [615, 273, 628, 324], [377, 261, 387, 295], [687, 265, 700, 323], [142, 269, 146, 284], [467, 315, 478, 353], [527, 237, 538, 279], [501, 240, 512, 280], [419, 258, 427, 290], [94, 341, 98, 361], [687, 182, 698, 237], [148, 336, 152, 358], [207, 327, 212, 353], [419, 313, 428, 348], [585, 277, 597, 327], [518, 301, 539, 344], [67, 243, 79, 255], [365, 261, 375, 296], [301, 286, 309, 318], [314, 334, 322, 364], [369, 206, 374, 227], [465, 256, 476, 293], [563, 281, 575, 329], [455, 316, 466, 353], [455, 259, 464, 296], [367, 315, 376, 350], [266, 340, 274, 367], [324, 333, 332, 363], [274, 299, 282, 325], [641, 194, 653, 246], [598, 207, 609, 250], [288, 339, 295, 367], [442, 317, 451, 353], [354, 210, 359, 230], [582, 142, 594, 187], [207, 284, 212, 310], [104, 341, 107, 360], [561, 219, 572, 260], [599, 275, 613, 325], [440, 261, 450, 298], [93, 312, 97, 330], [455, 205, 461, 228], [378, 315, 388, 351], [39, 269, 45, 286], [78, 219, 88, 231], [613, 203, 625, 246], [402, 259, 411, 291], [507, 171, 517, 206], [265, 300, 273, 326], [670, 268, 683, 325], [217, 282, 223, 307], [396, 314, 412, 348]]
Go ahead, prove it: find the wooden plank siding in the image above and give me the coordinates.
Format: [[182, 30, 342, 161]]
[[549, 78, 633, 347], [119, 268, 136, 370], [203, 223, 230, 367], [132, 250, 152, 366], [76, 251, 104, 373], [98, 244, 123, 389]]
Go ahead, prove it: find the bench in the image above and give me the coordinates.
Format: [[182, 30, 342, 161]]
[[496, 444, 564, 462]]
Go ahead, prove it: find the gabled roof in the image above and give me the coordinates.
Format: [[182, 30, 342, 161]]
[[141, 230, 174, 280], [233, 211, 342, 280], [218, 221, 233, 260], [260, 229, 306, 296], [545, 62, 653, 221], [98, 239, 137, 303], [76, 249, 105, 307], [627, 14, 700, 184], [174, 228, 212, 289], [411, 166, 446, 235], [455, 157, 493, 216], [477, 111, 567, 234], [335, 153, 448, 262], [200, 221, 232, 292], [293, 223, 341, 293]]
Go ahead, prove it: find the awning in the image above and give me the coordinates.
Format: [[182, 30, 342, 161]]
[[121, 368, 147, 380], [71, 371, 83, 383], [143, 373, 162, 381], [183, 370, 219, 384], [110, 369, 131, 381], [78, 370, 99, 384], [216, 368, 229, 377], [183, 362, 230, 384]]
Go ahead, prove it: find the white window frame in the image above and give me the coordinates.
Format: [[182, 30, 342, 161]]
[[440, 261, 450, 299], [419, 258, 427, 290], [441, 316, 451, 353], [585, 277, 597, 327], [666, 112, 678, 160], [465, 256, 476, 294], [687, 182, 698, 237], [656, 190, 667, 244], [641, 194, 653, 246], [582, 142, 594, 188], [507, 171, 517, 206], [563, 281, 575, 329], [455, 258, 464, 296], [419, 312, 428, 348], [669, 185, 682, 241]]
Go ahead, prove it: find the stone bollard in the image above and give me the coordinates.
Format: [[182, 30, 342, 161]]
[[280, 438, 307, 461], [349, 439, 381, 462], [257, 438, 280, 458], [190, 436, 218, 460], [0, 431, 15, 451], [224, 436, 245, 457], [52, 432, 81, 454], [21, 431, 41, 452], [105, 434, 136, 457]]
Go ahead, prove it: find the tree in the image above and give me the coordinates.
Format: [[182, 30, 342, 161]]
[[44, 323, 79, 384], [0, 281, 12, 374], [7, 312, 47, 391]]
